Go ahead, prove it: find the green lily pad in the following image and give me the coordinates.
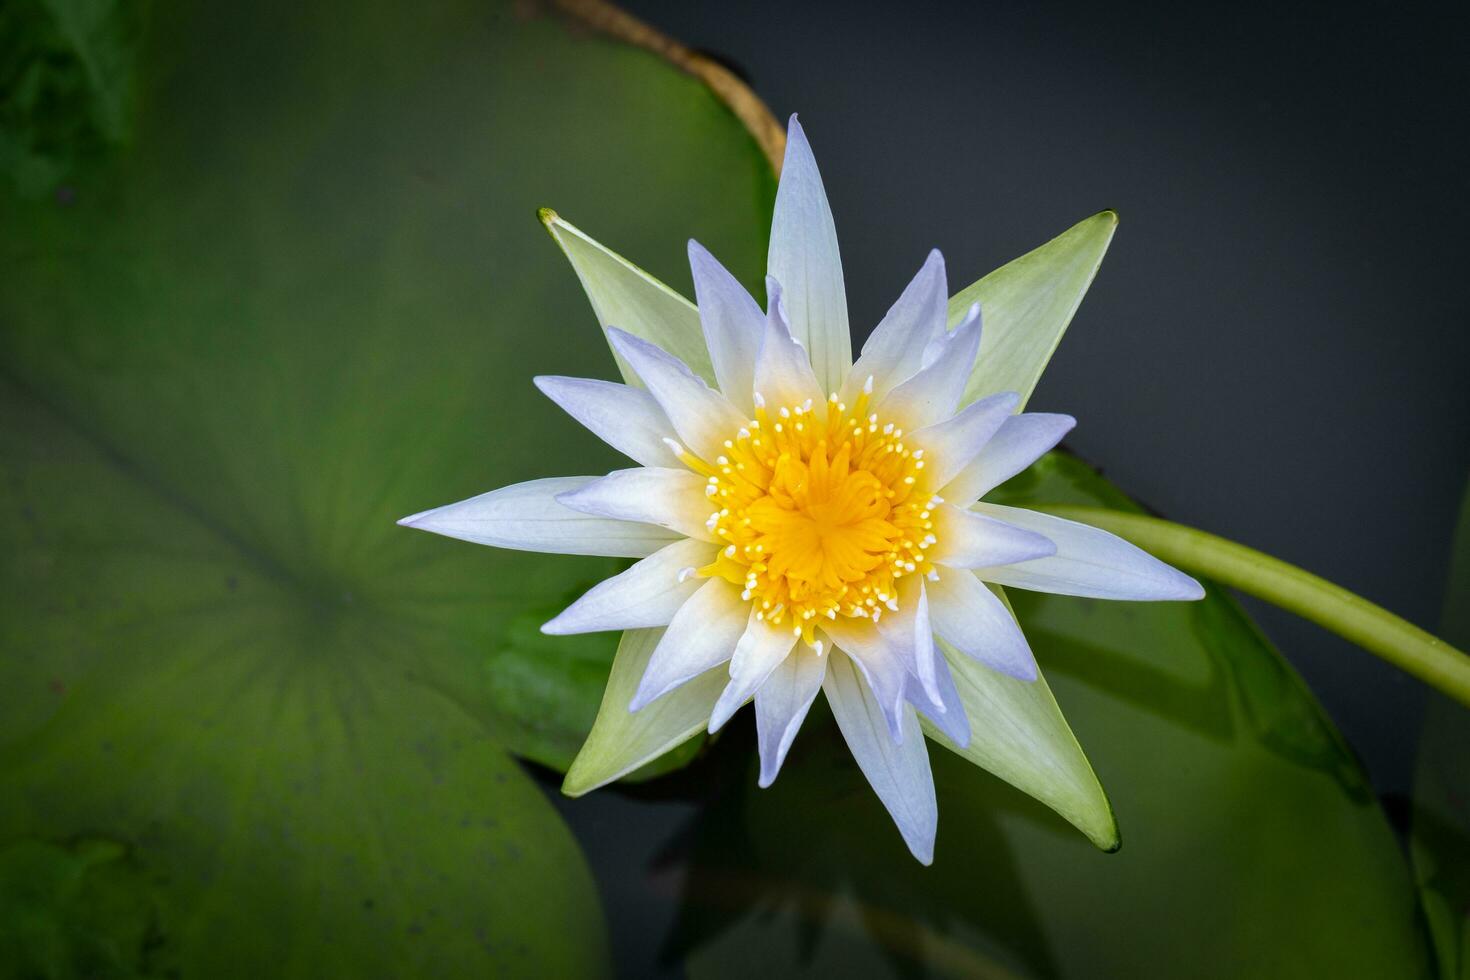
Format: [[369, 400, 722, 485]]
[[0, 0, 775, 974], [1, 0, 147, 198], [678, 451, 1431, 979], [1411, 481, 1470, 979]]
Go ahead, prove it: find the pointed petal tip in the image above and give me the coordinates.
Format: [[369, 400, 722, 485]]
[[707, 696, 739, 734], [1179, 575, 1207, 601], [560, 760, 601, 799]]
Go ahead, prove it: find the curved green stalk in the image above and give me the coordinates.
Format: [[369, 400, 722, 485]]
[[1039, 505, 1470, 709]]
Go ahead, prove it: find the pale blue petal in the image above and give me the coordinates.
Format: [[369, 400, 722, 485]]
[[755, 647, 827, 787], [973, 504, 1206, 600], [820, 617, 907, 742], [753, 277, 825, 412], [840, 249, 947, 404], [542, 537, 717, 635], [398, 476, 679, 558], [556, 467, 713, 541], [606, 328, 748, 462], [767, 115, 851, 394], [943, 412, 1075, 505], [875, 576, 941, 706], [709, 613, 798, 733], [689, 240, 764, 414], [904, 648, 970, 748], [926, 567, 1038, 680], [534, 375, 681, 469], [630, 578, 748, 710], [908, 391, 1020, 489], [877, 303, 982, 430], [929, 503, 1057, 569], [824, 650, 938, 865]]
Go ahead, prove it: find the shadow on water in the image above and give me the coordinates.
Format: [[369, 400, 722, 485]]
[[653, 706, 1059, 979]]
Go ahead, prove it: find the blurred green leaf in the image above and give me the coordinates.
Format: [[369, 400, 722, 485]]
[[678, 452, 1430, 979], [1411, 480, 1470, 978], [0, 0, 146, 196], [488, 600, 706, 781], [0, 0, 775, 974], [0, 837, 168, 979]]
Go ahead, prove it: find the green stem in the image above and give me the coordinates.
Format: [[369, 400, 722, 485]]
[[1038, 505, 1470, 709]]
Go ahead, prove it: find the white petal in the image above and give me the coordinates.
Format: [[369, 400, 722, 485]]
[[533, 376, 681, 469], [753, 277, 825, 412], [755, 647, 827, 787], [398, 476, 679, 558], [972, 504, 1206, 600], [564, 627, 726, 796], [874, 576, 941, 706], [540, 210, 714, 386], [877, 303, 982, 430], [928, 503, 1057, 569], [840, 249, 947, 404], [926, 568, 1038, 680], [630, 578, 748, 710], [820, 618, 907, 742], [908, 391, 1020, 489], [556, 467, 713, 541], [689, 240, 764, 414], [767, 115, 851, 394], [709, 613, 799, 733], [824, 650, 938, 865], [542, 538, 718, 635], [606, 328, 748, 462], [943, 413, 1075, 506], [905, 649, 970, 748]]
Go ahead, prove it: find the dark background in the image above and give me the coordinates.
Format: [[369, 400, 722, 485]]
[[617, 0, 1470, 797]]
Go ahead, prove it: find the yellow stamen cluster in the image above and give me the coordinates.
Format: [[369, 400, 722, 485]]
[[677, 383, 940, 649]]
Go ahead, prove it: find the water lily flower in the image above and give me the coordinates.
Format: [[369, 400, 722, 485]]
[[399, 116, 1203, 863]]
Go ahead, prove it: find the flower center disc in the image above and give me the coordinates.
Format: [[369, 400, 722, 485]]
[[695, 391, 938, 646]]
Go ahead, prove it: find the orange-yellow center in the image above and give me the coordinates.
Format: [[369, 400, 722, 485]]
[[681, 388, 939, 648]]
